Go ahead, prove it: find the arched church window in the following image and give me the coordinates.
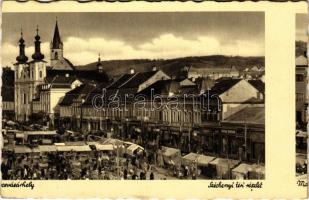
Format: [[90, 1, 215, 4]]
[[39, 71, 42, 78], [55, 52, 58, 59]]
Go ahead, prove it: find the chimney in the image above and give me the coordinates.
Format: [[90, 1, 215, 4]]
[[130, 68, 135, 74]]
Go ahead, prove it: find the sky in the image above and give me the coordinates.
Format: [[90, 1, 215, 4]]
[[296, 13, 308, 42], [2, 12, 264, 67]]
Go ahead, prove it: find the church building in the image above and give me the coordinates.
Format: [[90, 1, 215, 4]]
[[14, 20, 109, 125]]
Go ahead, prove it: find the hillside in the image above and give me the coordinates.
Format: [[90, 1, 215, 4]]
[[75, 55, 265, 78]]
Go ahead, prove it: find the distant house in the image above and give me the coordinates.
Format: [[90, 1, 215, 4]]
[[80, 69, 170, 134], [32, 75, 82, 126], [204, 78, 264, 121], [59, 83, 96, 130], [188, 66, 239, 80]]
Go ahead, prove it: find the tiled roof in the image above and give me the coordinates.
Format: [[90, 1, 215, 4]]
[[209, 78, 241, 95], [138, 80, 180, 97], [45, 75, 77, 84], [59, 83, 96, 106], [47, 69, 109, 83], [248, 80, 265, 93], [107, 74, 135, 89], [83, 82, 111, 106], [224, 106, 265, 124], [119, 71, 157, 89]]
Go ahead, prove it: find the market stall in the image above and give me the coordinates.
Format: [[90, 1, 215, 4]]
[[182, 153, 215, 166], [232, 163, 265, 179], [126, 143, 144, 156], [296, 153, 307, 175], [209, 158, 240, 179], [182, 153, 216, 177], [161, 146, 181, 167]]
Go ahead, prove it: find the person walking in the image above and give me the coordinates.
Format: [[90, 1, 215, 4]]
[[150, 171, 154, 180]]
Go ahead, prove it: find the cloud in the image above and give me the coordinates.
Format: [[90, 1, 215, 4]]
[[2, 34, 264, 67], [2, 42, 50, 67]]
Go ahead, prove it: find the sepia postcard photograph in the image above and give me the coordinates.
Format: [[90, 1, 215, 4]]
[[1, 11, 265, 181], [295, 13, 308, 183], [0, 1, 307, 199]]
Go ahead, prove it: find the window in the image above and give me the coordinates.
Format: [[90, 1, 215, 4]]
[[39, 71, 42, 78], [55, 52, 58, 59], [296, 74, 304, 82], [23, 93, 27, 104]]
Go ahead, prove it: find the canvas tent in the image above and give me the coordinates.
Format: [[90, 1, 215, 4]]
[[182, 153, 215, 166], [126, 144, 144, 156], [232, 163, 265, 179], [161, 146, 181, 166], [209, 158, 240, 179]]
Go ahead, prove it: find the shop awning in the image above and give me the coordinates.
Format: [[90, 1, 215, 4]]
[[54, 143, 66, 146], [95, 144, 114, 151], [42, 139, 53, 144], [16, 133, 25, 138]]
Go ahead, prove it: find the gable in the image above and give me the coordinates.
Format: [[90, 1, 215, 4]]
[[180, 79, 195, 86], [219, 80, 260, 103], [138, 70, 170, 92]]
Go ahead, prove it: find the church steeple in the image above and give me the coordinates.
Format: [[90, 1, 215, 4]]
[[32, 25, 45, 61], [97, 53, 104, 73], [16, 28, 28, 64], [51, 19, 63, 49]]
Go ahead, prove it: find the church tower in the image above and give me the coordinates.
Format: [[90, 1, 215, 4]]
[[14, 29, 29, 121], [50, 19, 64, 67], [97, 53, 104, 73], [15, 29, 28, 79], [49, 19, 74, 70]]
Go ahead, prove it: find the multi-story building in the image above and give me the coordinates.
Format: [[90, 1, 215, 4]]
[[295, 54, 308, 127], [203, 78, 264, 121]]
